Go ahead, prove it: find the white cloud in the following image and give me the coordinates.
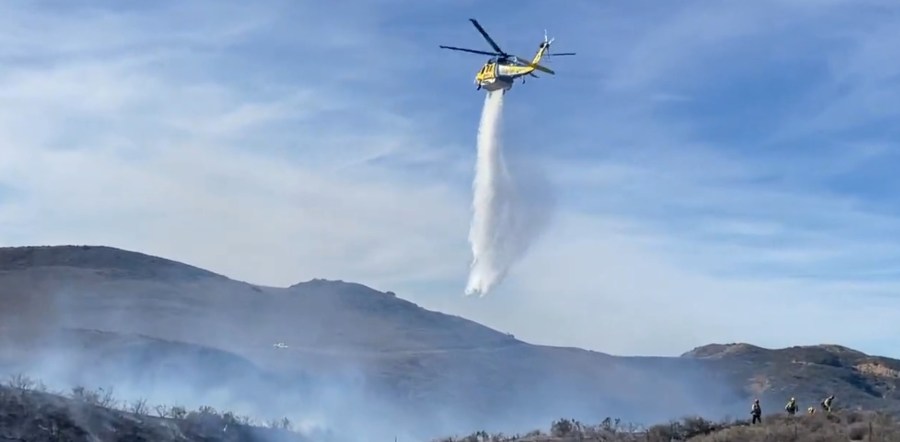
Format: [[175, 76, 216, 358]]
[[2, 0, 900, 359], [0, 1, 471, 288]]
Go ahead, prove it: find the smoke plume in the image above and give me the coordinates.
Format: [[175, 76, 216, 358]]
[[465, 89, 553, 296]]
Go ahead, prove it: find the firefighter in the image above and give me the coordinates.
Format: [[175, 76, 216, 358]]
[[785, 397, 798, 415], [822, 395, 834, 413], [751, 399, 762, 424]]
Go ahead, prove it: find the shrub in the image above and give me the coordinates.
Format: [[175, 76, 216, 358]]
[[265, 417, 293, 430], [129, 398, 148, 415], [169, 406, 187, 420], [847, 422, 869, 440], [69, 386, 117, 408], [6, 373, 36, 390], [681, 416, 717, 437]]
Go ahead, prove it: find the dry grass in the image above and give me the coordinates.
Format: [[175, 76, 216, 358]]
[[436, 411, 900, 441], [0, 373, 309, 441], [690, 411, 900, 442]]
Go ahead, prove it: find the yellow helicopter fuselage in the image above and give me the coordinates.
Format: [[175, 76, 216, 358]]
[[475, 61, 536, 92], [440, 18, 573, 93]]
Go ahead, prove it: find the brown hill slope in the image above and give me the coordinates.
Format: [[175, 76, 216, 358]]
[[682, 343, 900, 414]]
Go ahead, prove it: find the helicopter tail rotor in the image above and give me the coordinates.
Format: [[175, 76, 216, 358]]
[[543, 29, 574, 58]]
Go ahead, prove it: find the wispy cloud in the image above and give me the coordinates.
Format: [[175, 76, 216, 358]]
[[2, 0, 900, 358], [0, 0, 470, 287]]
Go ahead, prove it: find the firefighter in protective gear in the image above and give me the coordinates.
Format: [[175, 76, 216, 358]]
[[822, 395, 834, 412], [751, 399, 762, 424], [807, 406, 816, 415], [785, 397, 798, 415]]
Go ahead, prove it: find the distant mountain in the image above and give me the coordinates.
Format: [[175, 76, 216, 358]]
[[0, 245, 898, 441]]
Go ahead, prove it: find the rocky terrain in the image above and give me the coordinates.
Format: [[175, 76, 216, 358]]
[[1, 245, 899, 441]]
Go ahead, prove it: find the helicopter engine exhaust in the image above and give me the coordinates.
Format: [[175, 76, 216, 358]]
[[465, 89, 553, 296]]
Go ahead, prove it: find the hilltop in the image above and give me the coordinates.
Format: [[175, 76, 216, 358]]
[[0, 245, 224, 281], [1, 245, 899, 440]]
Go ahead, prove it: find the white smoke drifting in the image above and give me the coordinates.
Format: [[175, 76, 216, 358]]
[[465, 89, 554, 296]]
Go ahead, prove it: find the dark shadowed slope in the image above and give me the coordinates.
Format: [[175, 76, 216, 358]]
[[0, 245, 519, 356], [0, 328, 296, 401], [1, 245, 899, 440]]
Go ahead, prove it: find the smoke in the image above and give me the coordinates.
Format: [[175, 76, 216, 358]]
[[465, 89, 554, 296], [0, 264, 747, 441]]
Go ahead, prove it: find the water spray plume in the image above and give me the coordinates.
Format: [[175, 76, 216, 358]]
[[465, 90, 553, 296]]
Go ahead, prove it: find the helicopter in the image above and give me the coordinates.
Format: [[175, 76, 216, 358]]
[[439, 18, 575, 92]]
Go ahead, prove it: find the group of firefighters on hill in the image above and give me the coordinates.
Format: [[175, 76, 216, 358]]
[[750, 395, 835, 424]]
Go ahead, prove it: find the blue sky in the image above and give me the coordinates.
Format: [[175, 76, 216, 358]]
[[2, 0, 900, 357]]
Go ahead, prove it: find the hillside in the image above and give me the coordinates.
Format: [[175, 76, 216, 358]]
[[681, 343, 900, 414], [1, 245, 899, 440], [0, 380, 311, 442]]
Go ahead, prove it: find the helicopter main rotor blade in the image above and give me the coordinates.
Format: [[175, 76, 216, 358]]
[[439, 45, 502, 56], [552, 52, 576, 56], [468, 18, 507, 55]]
